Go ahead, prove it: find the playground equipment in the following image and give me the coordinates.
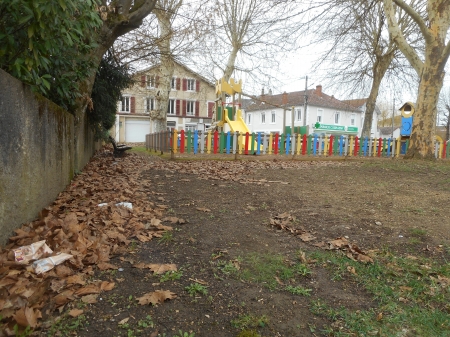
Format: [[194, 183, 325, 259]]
[[399, 102, 444, 155], [399, 102, 414, 154], [213, 78, 259, 151]]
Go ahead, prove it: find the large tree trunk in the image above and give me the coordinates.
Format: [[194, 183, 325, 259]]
[[384, 0, 450, 160], [361, 52, 395, 138], [152, 3, 177, 133], [404, 60, 445, 159]]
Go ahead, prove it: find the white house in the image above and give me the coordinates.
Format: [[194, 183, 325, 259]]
[[245, 85, 372, 138], [112, 61, 215, 142], [342, 98, 381, 138]]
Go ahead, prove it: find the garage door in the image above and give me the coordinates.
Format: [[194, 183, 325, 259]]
[[125, 118, 150, 142]]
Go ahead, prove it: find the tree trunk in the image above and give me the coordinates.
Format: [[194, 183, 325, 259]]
[[383, 0, 450, 160], [446, 120, 450, 140], [361, 53, 395, 138], [153, 8, 175, 133], [223, 46, 239, 82], [71, 1, 157, 167], [405, 60, 445, 159]]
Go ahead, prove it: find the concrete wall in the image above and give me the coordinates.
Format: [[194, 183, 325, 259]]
[[0, 69, 98, 245]]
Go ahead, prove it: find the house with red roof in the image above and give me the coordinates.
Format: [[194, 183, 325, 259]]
[[244, 85, 376, 138], [113, 61, 215, 142]]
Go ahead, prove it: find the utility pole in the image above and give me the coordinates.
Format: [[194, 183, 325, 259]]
[[303, 76, 308, 127]]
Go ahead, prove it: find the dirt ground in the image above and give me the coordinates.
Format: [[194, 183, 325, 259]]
[[50, 153, 448, 337]]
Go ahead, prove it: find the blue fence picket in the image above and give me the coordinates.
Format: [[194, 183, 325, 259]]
[[193, 130, 198, 154], [286, 134, 291, 154], [313, 135, 318, 156]]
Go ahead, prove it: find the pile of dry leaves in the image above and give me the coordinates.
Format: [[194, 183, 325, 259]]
[[270, 212, 374, 263], [0, 151, 175, 335], [150, 159, 348, 185]]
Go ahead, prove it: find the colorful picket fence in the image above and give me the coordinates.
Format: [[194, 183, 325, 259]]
[[146, 130, 450, 159]]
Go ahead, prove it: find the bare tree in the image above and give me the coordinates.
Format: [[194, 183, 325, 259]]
[[152, 0, 183, 132], [111, 1, 208, 131], [190, 0, 305, 89], [312, 0, 420, 138], [383, 0, 450, 159]]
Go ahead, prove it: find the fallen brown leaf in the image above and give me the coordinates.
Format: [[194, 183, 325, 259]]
[[68, 309, 84, 318], [136, 290, 177, 305]]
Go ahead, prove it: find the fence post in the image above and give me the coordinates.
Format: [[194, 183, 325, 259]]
[[307, 135, 312, 155], [291, 133, 296, 157], [286, 134, 291, 155], [200, 131, 205, 154], [251, 132, 256, 154], [268, 133, 273, 155], [263, 133, 268, 155], [213, 130, 219, 154], [274, 133, 279, 155], [244, 132, 249, 155], [257, 132, 262, 155], [193, 130, 198, 154]]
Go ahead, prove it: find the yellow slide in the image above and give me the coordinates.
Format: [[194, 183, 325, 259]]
[[225, 110, 260, 152]]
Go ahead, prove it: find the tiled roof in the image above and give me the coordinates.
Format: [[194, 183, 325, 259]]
[[342, 98, 367, 108], [342, 98, 382, 115], [135, 60, 214, 87], [246, 86, 359, 112]]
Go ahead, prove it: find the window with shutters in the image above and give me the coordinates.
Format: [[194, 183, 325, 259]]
[[351, 113, 356, 126], [121, 96, 130, 112], [146, 75, 156, 88], [171, 77, 177, 90], [187, 101, 195, 115], [261, 112, 266, 124], [168, 99, 176, 115], [271, 111, 276, 123], [187, 79, 195, 91]]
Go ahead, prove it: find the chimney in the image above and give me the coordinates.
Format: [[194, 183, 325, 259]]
[[316, 85, 322, 97], [261, 87, 265, 96], [268, 88, 272, 95], [282, 91, 288, 105]]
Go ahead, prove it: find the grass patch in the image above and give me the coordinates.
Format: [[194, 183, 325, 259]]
[[158, 231, 174, 244], [409, 228, 427, 237], [285, 285, 312, 296], [47, 313, 87, 336], [236, 330, 261, 337], [129, 146, 147, 153], [185, 283, 208, 296], [237, 253, 312, 291], [308, 249, 450, 336], [231, 314, 269, 330], [160, 270, 183, 283]]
